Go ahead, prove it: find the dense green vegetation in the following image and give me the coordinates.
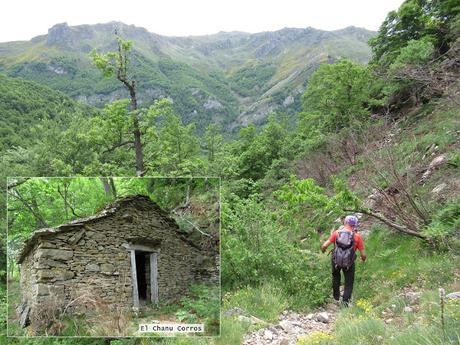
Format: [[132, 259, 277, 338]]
[[1, 0, 459, 343], [0, 22, 374, 133], [228, 63, 277, 97], [0, 74, 95, 151], [369, 0, 460, 67], [6, 55, 240, 133]]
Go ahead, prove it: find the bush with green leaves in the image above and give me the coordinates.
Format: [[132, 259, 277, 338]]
[[221, 195, 329, 309], [176, 283, 220, 335], [423, 198, 460, 249], [369, 0, 460, 67], [301, 59, 377, 133]]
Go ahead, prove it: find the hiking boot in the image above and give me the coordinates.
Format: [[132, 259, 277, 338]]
[[341, 300, 351, 308]]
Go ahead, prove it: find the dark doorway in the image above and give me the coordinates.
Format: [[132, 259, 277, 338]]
[[135, 252, 147, 300]]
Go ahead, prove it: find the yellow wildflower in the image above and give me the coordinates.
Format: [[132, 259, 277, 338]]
[[297, 331, 335, 344]]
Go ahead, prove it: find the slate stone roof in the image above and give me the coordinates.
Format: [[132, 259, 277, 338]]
[[17, 194, 197, 264]]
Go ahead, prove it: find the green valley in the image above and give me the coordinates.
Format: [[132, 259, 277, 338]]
[[0, 22, 374, 132]]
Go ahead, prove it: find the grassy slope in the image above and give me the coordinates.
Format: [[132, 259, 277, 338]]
[[318, 89, 460, 345]]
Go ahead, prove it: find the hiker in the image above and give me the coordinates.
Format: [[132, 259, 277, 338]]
[[320, 215, 367, 306]]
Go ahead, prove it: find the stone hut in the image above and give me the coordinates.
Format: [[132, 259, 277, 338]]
[[17, 195, 210, 329]]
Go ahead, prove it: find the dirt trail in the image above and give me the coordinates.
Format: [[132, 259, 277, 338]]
[[242, 303, 339, 345]]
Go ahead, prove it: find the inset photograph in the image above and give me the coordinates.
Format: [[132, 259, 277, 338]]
[[7, 177, 220, 337]]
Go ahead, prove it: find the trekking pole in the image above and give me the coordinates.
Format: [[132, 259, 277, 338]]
[[439, 288, 446, 342]]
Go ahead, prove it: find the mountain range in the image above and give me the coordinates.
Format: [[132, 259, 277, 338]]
[[0, 22, 375, 132]]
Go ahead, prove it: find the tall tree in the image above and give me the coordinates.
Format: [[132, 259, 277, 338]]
[[369, 0, 460, 67], [90, 33, 145, 176], [203, 124, 223, 163], [301, 59, 374, 133], [152, 111, 201, 175]]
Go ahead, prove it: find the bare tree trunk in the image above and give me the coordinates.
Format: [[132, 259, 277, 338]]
[[185, 182, 190, 207], [57, 184, 80, 219], [10, 191, 48, 228], [100, 178, 111, 196], [127, 81, 145, 177], [344, 207, 427, 239], [109, 177, 117, 198], [100, 178, 117, 199]]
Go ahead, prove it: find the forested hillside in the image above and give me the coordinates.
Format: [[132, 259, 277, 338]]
[[1, 0, 459, 344], [0, 74, 96, 151], [0, 22, 374, 132]]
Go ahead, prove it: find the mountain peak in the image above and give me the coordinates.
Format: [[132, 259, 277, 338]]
[[47, 22, 94, 47]]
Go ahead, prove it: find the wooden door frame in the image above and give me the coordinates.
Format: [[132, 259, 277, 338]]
[[125, 244, 159, 309]]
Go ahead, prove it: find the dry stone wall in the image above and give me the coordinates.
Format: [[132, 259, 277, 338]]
[[19, 197, 212, 330]]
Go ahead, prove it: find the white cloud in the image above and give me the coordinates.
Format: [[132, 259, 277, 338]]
[[1, 0, 404, 42]]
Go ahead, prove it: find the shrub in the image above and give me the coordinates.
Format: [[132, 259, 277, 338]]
[[222, 196, 329, 309], [423, 198, 460, 249]]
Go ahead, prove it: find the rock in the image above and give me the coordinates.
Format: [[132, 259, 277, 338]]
[[85, 263, 100, 272], [223, 307, 245, 317], [236, 314, 267, 325], [429, 155, 446, 169], [68, 229, 85, 245], [38, 249, 73, 261], [316, 312, 330, 323], [403, 306, 413, 313], [420, 170, 432, 183], [37, 268, 75, 282], [19, 305, 30, 328], [405, 291, 422, 305], [36, 284, 65, 296], [279, 338, 290, 345], [238, 315, 252, 323], [36, 284, 51, 296], [420, 155, 447, 184], [54, 269, 74, 281], [364, 189, 384, 209], [279, 320, 294, 333], [263, 329, 274, 340], [385, 318, 393, 324], [306, 313, 314, 320], [203, 98, 223, 110], [35, 258, 70, 269], [431, 183, 447, 196], [16, 303, 25, 317], [283, 95, 294, 107], [446, 292, 460, 299], [100, 263, 114, 274]]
